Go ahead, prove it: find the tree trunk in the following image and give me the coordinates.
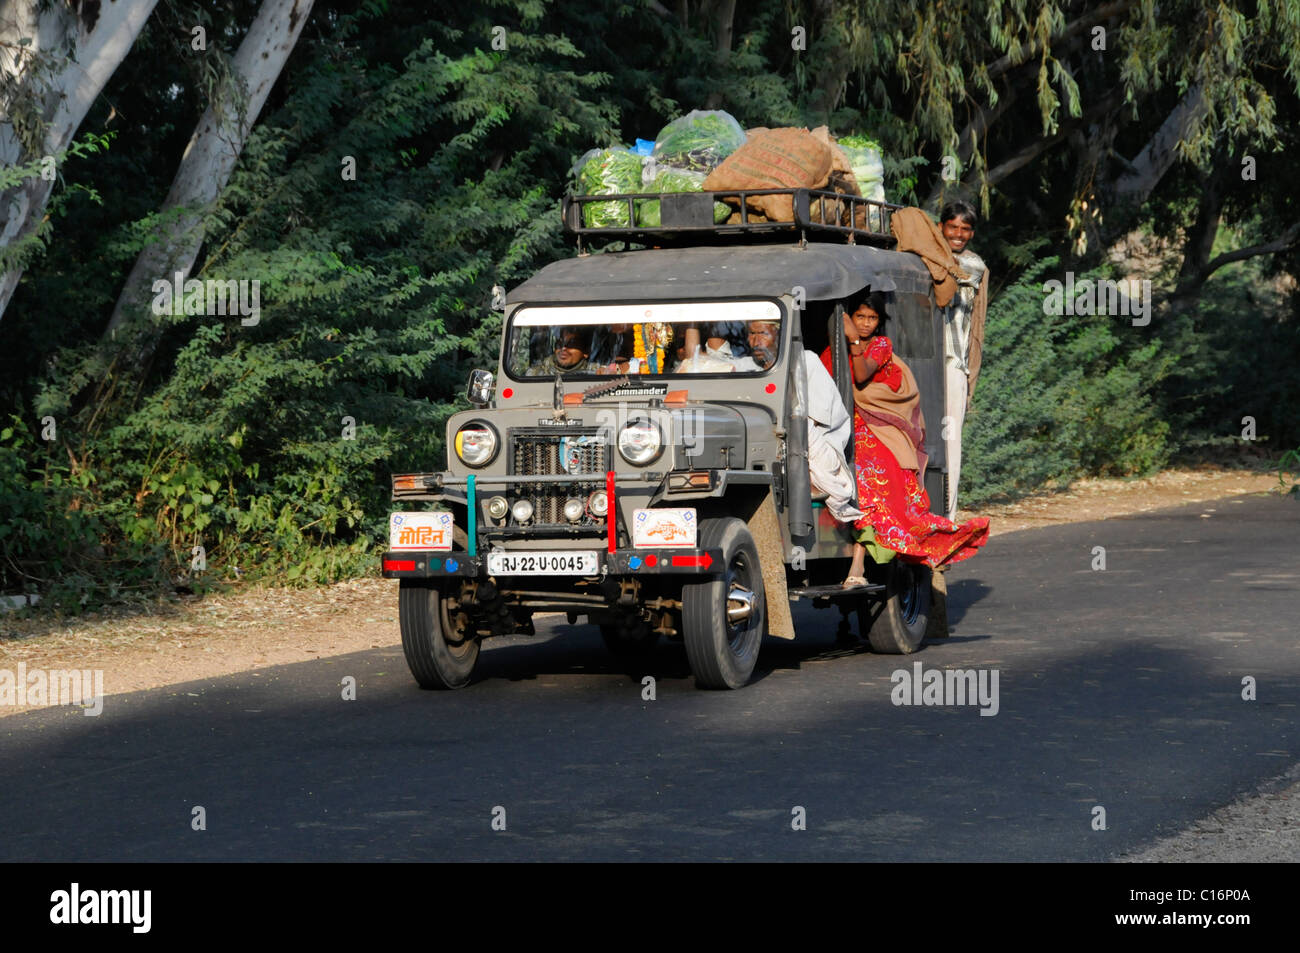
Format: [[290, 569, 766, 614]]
[[0, 0, 160, 320], [1172, 148, 1228, 300], [103, 0, 315, 345], [702, 0, 736, 109], [1111, 83, 1208, 205], [808, 0, 846, 124]]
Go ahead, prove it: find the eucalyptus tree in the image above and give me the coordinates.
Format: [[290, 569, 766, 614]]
[[0, 0, 159, 319]]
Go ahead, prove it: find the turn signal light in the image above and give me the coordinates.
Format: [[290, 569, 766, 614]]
[[668, 470, 715, 491]]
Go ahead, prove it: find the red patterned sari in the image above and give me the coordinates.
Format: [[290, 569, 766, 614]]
[[820, 338, 988, 567]]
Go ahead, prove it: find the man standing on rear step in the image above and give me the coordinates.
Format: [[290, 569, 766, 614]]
[[938, 201, 988, 523]]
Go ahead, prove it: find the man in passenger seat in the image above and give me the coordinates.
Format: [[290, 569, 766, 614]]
[[746, 320, 862, 522]]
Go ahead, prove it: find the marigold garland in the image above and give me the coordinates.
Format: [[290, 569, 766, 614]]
[[632, 323, 665, 373]]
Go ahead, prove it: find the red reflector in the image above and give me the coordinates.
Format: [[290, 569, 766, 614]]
[[606, 471, 616, 554], [384, 559, 416, 571], [764, 383, 776, 394], [502, 387, 513, 398], [672, 553, 714, 569], [645, 554, 658, 568]]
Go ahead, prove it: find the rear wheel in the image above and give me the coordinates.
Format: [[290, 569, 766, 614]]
[[681, 518, 766, 689], [398, 580, 479, 689], [862, 560, 931, 654]]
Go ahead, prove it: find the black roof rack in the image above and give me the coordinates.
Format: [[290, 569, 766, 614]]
[[561, 187, 901, 251]]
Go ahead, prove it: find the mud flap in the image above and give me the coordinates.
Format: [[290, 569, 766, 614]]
[[746, 492, 796, 640], [926, 566, 951, 639]]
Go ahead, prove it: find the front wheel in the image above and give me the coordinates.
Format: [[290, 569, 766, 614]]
[[681, 518, 766, 689], [862, 560, 931, 654], [399, 580, 479, 689]]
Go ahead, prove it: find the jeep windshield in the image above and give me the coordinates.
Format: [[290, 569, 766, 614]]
[[504, 301, 782, 379]]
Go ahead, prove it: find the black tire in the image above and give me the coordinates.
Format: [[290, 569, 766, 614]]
[[862, 560, 931, 654], [398, 579, 479, 689], [681, 518, 766, 689], [600, 617, 659, 661]]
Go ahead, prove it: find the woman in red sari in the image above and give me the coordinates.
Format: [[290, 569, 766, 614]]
[[820, 292, 988, 587]]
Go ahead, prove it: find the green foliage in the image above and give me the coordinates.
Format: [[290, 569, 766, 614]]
[[0, 132, 115, 277], [1279, 449, 1300, 499], [3, 0, 1298, 612], [0, 416, 166, 611], [962, 260, 1175, 504], [2, 0, 622, 611], [1158, 258, 1300, 453]]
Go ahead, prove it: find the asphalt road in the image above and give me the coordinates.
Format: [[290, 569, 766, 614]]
[[2, 493, 1296, 861]]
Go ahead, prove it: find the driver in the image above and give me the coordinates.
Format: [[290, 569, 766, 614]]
[[527, 326, 591, 376]]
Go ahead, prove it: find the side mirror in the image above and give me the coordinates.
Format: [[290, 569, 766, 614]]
[[466, 369, 494, 406]]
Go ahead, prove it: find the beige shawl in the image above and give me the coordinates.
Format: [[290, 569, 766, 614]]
[[853, 353, 928, 474], [889, 207, 961, 308]]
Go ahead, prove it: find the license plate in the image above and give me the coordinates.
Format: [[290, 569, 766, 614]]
[[390, 511, 454, 551], [632, 507, 697, 548], [487, 550, 599, 576]]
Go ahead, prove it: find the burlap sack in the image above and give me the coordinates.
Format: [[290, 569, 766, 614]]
[[810, 126, 863, 225], [703, 127, 833, 222]]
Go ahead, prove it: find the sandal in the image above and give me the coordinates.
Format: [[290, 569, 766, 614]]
[[842, 575, 867, 589]]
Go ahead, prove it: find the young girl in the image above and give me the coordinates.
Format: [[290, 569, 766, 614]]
[[820, 291, 988, 587]]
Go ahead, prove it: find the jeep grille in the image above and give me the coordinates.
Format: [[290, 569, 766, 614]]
[[509, 429, 609, 526]]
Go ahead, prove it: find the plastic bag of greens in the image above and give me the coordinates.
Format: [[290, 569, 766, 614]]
[[636, 167, 731, 227], [838, 135, 886, 203], [651, 110, 746, 174], [574, 148, 645, 227]]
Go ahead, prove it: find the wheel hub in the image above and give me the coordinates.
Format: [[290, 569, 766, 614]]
[[726, 583, 754, 623]]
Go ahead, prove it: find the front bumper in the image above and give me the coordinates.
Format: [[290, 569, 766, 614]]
[[381, 548, 724, 579]]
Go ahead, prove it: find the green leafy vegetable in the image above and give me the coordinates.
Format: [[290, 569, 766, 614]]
[[651, 110, 745, 174], [575, 148, 644, 227], [838, 135, 885, 202], [636, 167, 732, 227]]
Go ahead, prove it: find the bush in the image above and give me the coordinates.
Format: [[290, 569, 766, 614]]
[[962, 260, 1175, 505]]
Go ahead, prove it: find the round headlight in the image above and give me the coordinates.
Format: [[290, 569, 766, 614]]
[[563, 498, 585, 523], [486, 496, 509, 520], [588, 490, 608, 517], [617, 418, 663, 465], [454, 421, 498, 467], [511, 499, 534, 524]]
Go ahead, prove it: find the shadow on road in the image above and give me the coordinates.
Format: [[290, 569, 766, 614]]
[[2, 494, 1294, 862]]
